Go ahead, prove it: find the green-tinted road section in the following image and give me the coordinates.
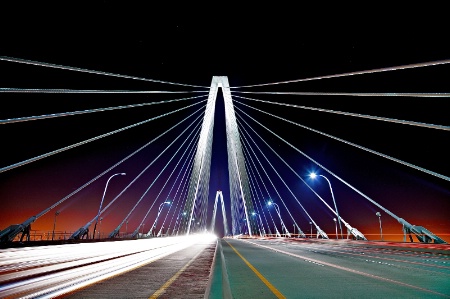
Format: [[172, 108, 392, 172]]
[[207, 238, 449, 298]]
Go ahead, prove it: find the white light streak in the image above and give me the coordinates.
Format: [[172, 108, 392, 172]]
[[0, 234, 216, 298]]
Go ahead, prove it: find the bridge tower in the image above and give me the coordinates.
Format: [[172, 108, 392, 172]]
[[180, 76, 258, 236]]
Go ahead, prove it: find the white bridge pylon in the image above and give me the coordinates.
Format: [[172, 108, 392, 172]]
[[210, 191, 229, 236], [181, 76, 258, 237]]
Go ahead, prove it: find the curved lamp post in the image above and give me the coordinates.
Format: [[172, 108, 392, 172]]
[[268, 201, 291, 237], [92, 172, 126, 239], [310, 172, 343, 239], [149, 201, 171, 236], [376, 212, 383, 241], [51, 211, 60, 241], [333, 218, 338, 239], [252, 212, 265, 237]]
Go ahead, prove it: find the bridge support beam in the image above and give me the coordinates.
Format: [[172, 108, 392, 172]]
[[211, 190, 230, 236]]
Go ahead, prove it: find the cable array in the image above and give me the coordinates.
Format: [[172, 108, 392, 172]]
[[1, 55, 447, 244]]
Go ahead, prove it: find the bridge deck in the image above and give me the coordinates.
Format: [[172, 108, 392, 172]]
[[64, 240, 216, 299]]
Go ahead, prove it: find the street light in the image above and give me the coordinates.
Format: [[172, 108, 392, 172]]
[[267, 201, 290, 237], [309, 221, 312, 238], [309, 172, 343, 239], [93, 173, 126, 239], [376, 212, 383, 241], [52, 211, 60, 241], [333, 218, 338, 239], [252, 212, 265, 237], [98, 217, 103, 239], [149, 201, 171, 236]]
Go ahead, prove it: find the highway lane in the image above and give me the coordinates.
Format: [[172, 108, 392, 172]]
[[0, 234, 216, 298], [2, 236, 448, 298], [218, 238, 450, 298]]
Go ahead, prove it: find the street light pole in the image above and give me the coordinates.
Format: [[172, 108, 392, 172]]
[[310, 173, 343, 239], [333, 218, 338, 239], [98, 217, 103, 239], [252, 212, 265, 237], [93, 173, 126, 239], [149, 201, 171, 236], [268, 201, 291, 237], [52, 211, 60, 241], [309, 221, 312, 238], [376, 212, 383, 241]]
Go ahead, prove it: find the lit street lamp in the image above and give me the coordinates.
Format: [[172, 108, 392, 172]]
[[309, 172, 343, 239], [267, 201, 291, 237], [149, 201, 171, 236], [52, 211, 60, 241], [376, 212, 383, 241], [173, 212, 186, 236], [333, 218, 338, 239], [252, 212, 265, 237], [93, 172, 126, 239]]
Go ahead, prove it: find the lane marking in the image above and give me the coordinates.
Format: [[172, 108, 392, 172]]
[[149, 246, 205, 299], [224, 239, 286, 299], [243, 239, 450, 298]]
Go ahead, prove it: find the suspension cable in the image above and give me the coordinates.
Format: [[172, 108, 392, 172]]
[[29, 103, 207, 221], [243, 136, 282, 236], [0, 56, 209, 88], [239, 120, 302, 235], [0, 100, 206, 173], [233, 105, 425, 222], [0, 88, 208, 94], [233, 95, 449, 131], [237, 113, 346, 230], [164, 135, 199, 235], [234, 100, 449, 182], [111, 118, 203, 235], [1, 94, 207, 124], [96, 106, 206, 219], [151, 127, 202, 236], [232, 90, 450, 98], [231, 59, 450, 88]]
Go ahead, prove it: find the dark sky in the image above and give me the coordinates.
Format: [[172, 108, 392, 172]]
[[0, 4, 449, 242]]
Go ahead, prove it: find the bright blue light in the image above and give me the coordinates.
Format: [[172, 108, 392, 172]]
[[267, 201, 273, 206], [309, 172, 317, 179]]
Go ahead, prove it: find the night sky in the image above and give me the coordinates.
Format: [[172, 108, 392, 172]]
[[1, 4, 449, 242]]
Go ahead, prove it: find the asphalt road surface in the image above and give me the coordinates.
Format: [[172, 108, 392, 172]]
[[1, 236, 449, 298], [214, 238, 449, 298], [0, 234, 217, 298]]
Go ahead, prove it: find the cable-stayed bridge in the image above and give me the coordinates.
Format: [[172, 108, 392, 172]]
[[0, 57, 449, 298]]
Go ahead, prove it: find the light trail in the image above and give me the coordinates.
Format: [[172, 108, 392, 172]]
[[0, 234, 217, 298]]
